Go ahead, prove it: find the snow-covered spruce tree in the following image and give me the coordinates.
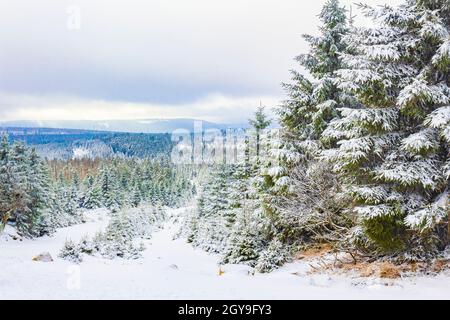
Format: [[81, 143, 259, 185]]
[[249, 106, 272, 158], [186, 108, 286, 269], [97, 165, 122, 212], [0, 137, 55, 237], [322, 1, 449, 258], [214, 108, 276, 266], [59, 239, 83, 263], [69, 170, 82, 208], [221, 198, 267, 266], [255, 0, 352, 250], [62, 176, 82, 225], [189, 164, 236, 253], [81, 174, 102, 209], [0, 135, 14, 232], [188, 107, 276, 259], [279, 0, 350, 142], [27, 148, 55, 236], [92, 210, 143, 259], [254, 238, 292, 273], [130, 184, 142, 208], [50, 173, 81, 227], [220, 155, 265, 265], [11, 144, 54, 237], [86, 203, 165, 260], [7, 142, 33, 237], [52, 169, 84, 227]]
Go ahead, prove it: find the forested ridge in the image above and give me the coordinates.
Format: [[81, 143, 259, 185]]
[[5, 129, 174, 160]]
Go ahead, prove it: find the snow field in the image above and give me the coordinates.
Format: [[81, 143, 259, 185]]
[[1, 207, 449, 300]]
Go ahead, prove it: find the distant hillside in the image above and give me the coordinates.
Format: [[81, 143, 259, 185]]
[[2, 128, 174, 160], [0, 118, 250, 134], [0, 118, 276, 160], [0, 127, 108, 136]]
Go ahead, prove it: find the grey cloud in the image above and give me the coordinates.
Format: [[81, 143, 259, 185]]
[[0, 0, 402, 120]]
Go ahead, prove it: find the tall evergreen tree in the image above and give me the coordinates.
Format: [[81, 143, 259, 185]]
[[279, 0, 350, 148], [27, 148, 54, 236], [249, 105, 272, 158], [0, 135, 14, 232], [255, 0, 351, 245], [0, 140, 54, 237], [9, 142, 34, 237], [322, 0, 449, 257], [268, 0, 351, 201], [97, 165, 121, 212], [82, 174, 103, 209]]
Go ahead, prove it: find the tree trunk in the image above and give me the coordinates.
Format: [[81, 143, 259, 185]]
[[256, 131, 260, 158]]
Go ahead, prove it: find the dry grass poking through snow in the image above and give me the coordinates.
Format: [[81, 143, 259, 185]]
[[294, 244, 450, 279], [295, 243, 334, 260]]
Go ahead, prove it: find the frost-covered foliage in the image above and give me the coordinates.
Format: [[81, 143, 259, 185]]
[[221, 212, 266, 266], [59, 239, 83, 263], [321, 0, 450, 257], [188, 164, 251, 254], [187, 0, 354, 271], [185, 125, 282, 268], [261, 0, 354, 248], [273, 163, 352, 243], [1, 132, 193, 240], [60, 204, 166, 261], [254, 239, 292, 273], [89, 204, 165, 259], [188, 0, 449, 270], [48, 156, 194, 218], [0, 134, 100, 237], [186, 160, 276, 270], [49, 173, 84, 229], [0, 136, 56, 238], [279, 0, 350, 143]]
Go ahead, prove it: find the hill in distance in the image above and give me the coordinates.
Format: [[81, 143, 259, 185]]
[[0, 118, 251, 134]]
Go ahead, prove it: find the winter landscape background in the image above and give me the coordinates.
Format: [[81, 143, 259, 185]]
[[1, 0, 449, 299]]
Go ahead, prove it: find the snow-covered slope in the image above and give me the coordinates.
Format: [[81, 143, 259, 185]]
[[0, 207, 449, 300]]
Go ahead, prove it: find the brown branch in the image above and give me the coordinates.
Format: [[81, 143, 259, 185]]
[[0, 208, 14, 233]]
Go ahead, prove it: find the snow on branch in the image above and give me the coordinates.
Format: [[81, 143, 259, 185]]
[[349, 185, 389, 205], [443, 125, 450, 143], [337, 69, 382, 91], [424, 106, 450, 129], [405, 191, 448, 233], [374, 158, 444, 190], [401, 128, 439, 155], [338, 107, 398, 132], [419, 10, 448, 41], [353, 204, 394, 219], [362, 43, 401, 61], [397, 79, 450, 114], [432, 39, 450, 70]]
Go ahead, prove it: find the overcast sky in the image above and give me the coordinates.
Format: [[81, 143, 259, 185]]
[[0, 0, 401, 123]]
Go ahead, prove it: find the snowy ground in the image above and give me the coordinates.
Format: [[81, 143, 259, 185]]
[[1, 207, 449, 300]]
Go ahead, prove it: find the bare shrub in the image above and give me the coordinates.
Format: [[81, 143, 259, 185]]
[[274, 162, 353, 244]]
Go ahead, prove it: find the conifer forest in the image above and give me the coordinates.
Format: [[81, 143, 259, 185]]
[[0, 0, 449, 300]]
